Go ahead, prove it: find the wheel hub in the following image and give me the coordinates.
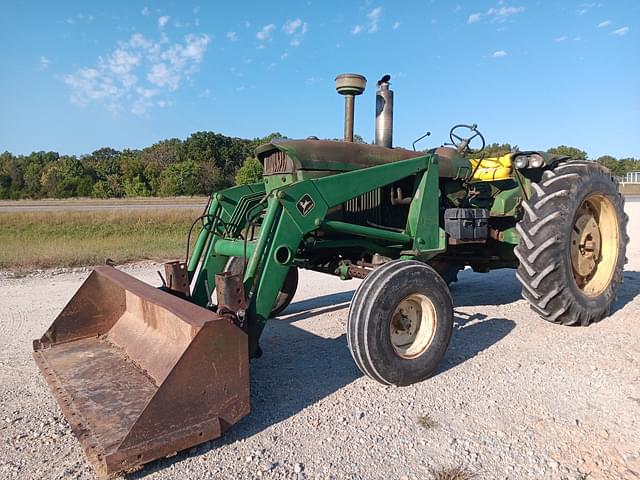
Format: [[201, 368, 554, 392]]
[[390, 294, 437, 359], [569, 194, 619, 296], [571, 206, 602, 278]]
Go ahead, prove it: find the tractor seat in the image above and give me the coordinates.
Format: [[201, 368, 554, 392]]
[[468, 153, 513, 181]]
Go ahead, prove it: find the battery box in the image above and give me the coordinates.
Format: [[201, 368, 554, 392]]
[[444, 208, 489, 242]]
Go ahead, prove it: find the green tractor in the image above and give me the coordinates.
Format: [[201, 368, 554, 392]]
[[33, 73, 628, 477]]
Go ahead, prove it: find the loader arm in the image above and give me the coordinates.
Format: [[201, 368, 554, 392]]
[[187, 153, 444, 357]]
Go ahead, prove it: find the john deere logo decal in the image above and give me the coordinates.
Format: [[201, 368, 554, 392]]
[[297, 194, 315, 216]]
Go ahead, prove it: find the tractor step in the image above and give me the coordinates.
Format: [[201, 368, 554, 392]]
[[33, 266, 250, 478]]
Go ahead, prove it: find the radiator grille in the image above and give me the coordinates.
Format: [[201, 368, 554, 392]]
[[263, 151, 294, 175], [343, 188, 383, 225]]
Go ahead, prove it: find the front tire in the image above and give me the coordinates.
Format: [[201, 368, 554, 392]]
[[515, 161, 628, 326], [347, 260, 454, 386]]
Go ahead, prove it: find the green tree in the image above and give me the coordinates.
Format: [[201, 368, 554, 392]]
[[178, 131, 253, 180], [477, 143, 515, 157], [39, 156, 87, 198], [235, 157, 263, 185], [91, 174, 123, 198], [547, 145, 588, 160], [158, 160, 201, 196], [596, 155, 623, 176], [120, 150, 152, 196], [140, 139, 181, 168]]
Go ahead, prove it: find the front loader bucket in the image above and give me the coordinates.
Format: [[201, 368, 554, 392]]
[[32, 266, 249, 478]]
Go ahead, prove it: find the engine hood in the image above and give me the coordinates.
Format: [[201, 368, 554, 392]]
[[256, 139, 473, 178]]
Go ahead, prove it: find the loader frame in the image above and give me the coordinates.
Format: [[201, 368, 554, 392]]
[[187, 154, 445, 355]]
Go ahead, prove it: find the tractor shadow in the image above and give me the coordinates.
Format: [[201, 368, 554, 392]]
[[449, 267, 640, 314], [440, 312, 515, 374], [280, 290, 356, 318], [612, 270, 640, 313], [129, 285, 517, 478], [449, 268, 523, 307]]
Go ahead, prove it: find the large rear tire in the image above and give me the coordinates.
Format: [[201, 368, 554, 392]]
[[225, 257, 298, 317], [514, 161, 628, 326], [347, 260, 454, 386]]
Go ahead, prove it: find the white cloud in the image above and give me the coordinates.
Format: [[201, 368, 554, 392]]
[[141, 6, 150, 16], [554, 36, 567, 42], [281, 52, 289, 60], [577, 3, 598, 15], [148, 63, 179, 90], [492, 50, 507, 58], [226, 31, 238, 41], [469, 5, 525, 24], [352, 7, 382, 34], [282, 18, 308, 46], [256, 24, 276, 41], [367, 7, 382, 33], [131, 87, 159, 115], [39, 56, 51, 70], [392, 21, 401, 30], [597, 20, 611, 28], [612, 26, 629, 36], [486, 6, 525, 22], [63, 32, 210, 114], [283, 18, 302, 35], [467, 12, 482, 24], [158, 16, 170, 29]]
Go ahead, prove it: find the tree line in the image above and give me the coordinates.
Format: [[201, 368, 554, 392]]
[[0, 131, 282, 200], [1, 136, 638, 199]]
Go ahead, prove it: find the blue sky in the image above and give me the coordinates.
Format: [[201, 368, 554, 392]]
[[1, 1, 638, 158]]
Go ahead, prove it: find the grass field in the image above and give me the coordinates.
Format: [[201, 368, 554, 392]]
[[0, 208, 203, 271]]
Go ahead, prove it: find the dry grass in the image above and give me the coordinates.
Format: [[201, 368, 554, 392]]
[[0, 209, 203, 271], [0, 196, 207, 207], [429, 465, 475, 480], [417, 414, 437, 430]]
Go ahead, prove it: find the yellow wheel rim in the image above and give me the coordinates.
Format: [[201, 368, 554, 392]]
[[389, 293, 437, 359], [570, 193, 619, 296]]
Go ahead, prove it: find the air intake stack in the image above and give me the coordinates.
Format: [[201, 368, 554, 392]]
[[375, 74, 393, 148], [335, 73, 367, 142]]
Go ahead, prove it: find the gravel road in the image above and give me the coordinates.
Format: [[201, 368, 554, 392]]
[[1, 203, 638, 480]]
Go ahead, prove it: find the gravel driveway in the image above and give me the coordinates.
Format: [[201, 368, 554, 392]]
[[1, 203, 638, 480]]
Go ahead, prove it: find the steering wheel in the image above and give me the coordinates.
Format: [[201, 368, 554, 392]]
[[449, 124, 486, 154]]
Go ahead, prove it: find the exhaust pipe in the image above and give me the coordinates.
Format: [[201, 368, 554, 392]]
[[335, 73, 366, 142], [375, 75, 393, 148]]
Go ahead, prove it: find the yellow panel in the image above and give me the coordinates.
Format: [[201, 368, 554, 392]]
[[468, 153, 513, 181]]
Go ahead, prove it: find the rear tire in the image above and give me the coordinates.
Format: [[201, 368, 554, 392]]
[[225, 257, 298, 317], [347, 260, 454, 386], [514, 161, 628, 326]]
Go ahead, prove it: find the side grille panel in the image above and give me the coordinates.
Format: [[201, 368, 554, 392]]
[[343, 188, 383, 225], [263, 151, 294, 175]]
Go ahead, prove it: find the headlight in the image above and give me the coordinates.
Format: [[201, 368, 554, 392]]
[[529, 154, 544, 168], [514, 155, 529, 169]]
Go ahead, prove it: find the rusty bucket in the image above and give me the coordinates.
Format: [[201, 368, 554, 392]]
[[33, 266, 249, 478]]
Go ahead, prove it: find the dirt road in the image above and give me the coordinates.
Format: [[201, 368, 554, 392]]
[[0, 197, 207, 212], [1, 204, 638, 479]]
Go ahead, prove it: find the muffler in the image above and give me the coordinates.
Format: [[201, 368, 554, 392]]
[[33, 266, 249, 478], [375, 74, 393, 148]]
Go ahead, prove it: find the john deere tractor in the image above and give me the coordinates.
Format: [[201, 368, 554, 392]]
[[33, 73, 628, 477]]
